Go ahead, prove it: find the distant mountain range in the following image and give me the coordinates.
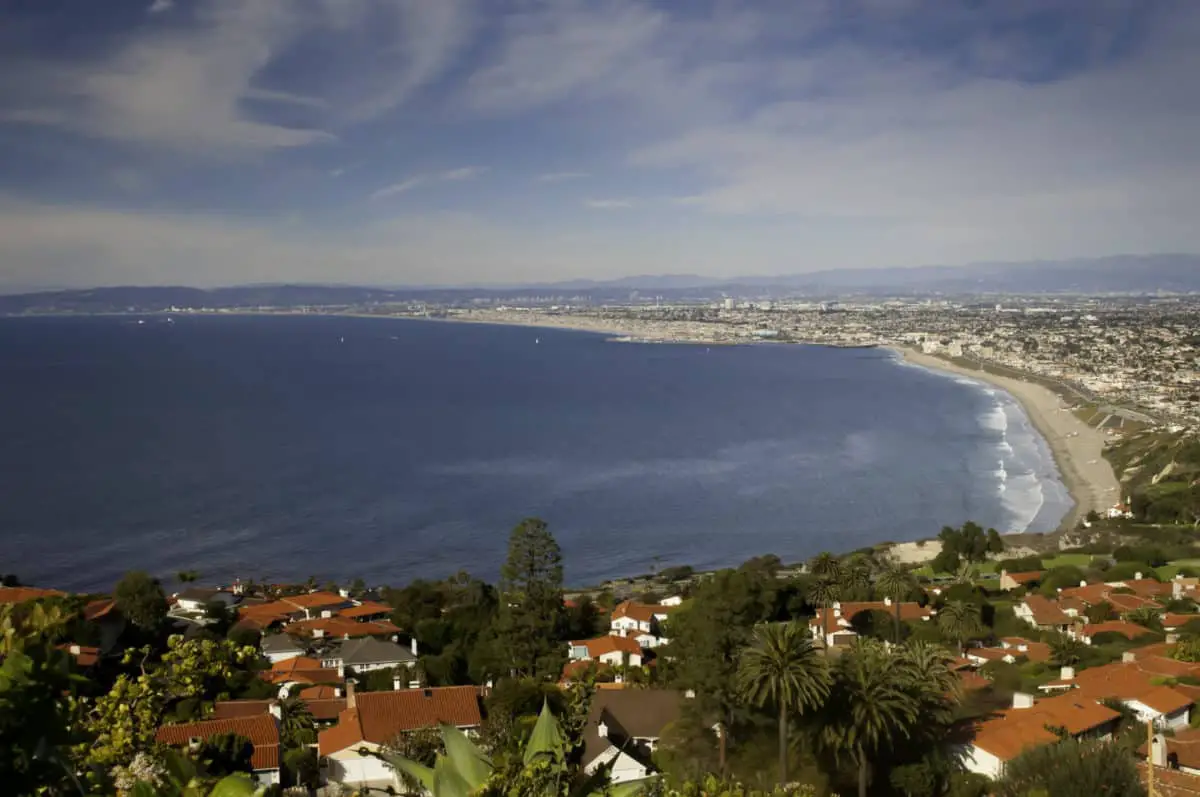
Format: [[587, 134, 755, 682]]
[[1, 254, 1196, 314]]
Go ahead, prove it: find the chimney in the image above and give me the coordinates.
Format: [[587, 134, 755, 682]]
[[268, 702, 282, 721], [69, 644, 81, 655], [339, 588, 350, 598], [313, 629, 325, 639], [1123, 651, 1137, 663], [346, 680, 356, 709], [1060, 666, 1075, 681], [322, 610, 333, 619], [393, 673, 403, 692], [1136, 572, 1143, 581], [409, 679, 421, 689], [883, 597, 892, 606], [337, 662, 345, 678], [1012, 692, 1035, 710], [597, 721, 609, 739], [1152, 734, 1169, 768], [1168, 633, 1180, 645], [411, 637, 419, 657], [685, 689, 696, 699], [1080, 580, 1088, 588], [334, 686, 343, 698]]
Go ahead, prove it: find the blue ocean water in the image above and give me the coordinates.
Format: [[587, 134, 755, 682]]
[[0, 315, 1071, 592]]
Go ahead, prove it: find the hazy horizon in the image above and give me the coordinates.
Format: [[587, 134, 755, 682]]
[[3, 1, 1200, 289]]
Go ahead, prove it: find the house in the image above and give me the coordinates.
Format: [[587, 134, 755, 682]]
[[278, 591, 354, 619], [1039, 659, 1193, 729], [1014, 595, 1072, 633], [0, 586, 66, 603], [1164, 614, 1199, 633], [260, 633, 305, 664], [336, 601, 393, 622], [1073, 620, 1151, 645], [568, 635, 644, 667], [213, 697, 348, 723], [1174, 577, 1200, 600], [808, 600, 935, 648], [58, 643, 101, 669], [965, 637, 1050, 665], [318, 685, 482, 788], [320, 637, 418, 675], [1141, 727, 1200, 776], [999, 570, 1044, 592], [582, 690, 685, 785], [263, 656, 344, 687], [610, 601, 673, 646], [286, 615, 400, 640], [963, 691, 1120, 779], [155, 714, 281, 785], [174, 588, 239, 614], [82, 598, 126, 655], [1139, 764, 1200, 797]]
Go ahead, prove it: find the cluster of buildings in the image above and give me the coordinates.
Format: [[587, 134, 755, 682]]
[[564, 598, 678, 679]]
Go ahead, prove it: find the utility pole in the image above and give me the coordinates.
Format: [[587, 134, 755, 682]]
[[1147, 719, 1155, 797]]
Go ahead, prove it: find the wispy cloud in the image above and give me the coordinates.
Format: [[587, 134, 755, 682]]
[[440, 166, 488, 181], [585, 199, 635, 209], [147, 0, 173, 13], [370, 177, 425, 200], [537, 172, 589, 183]]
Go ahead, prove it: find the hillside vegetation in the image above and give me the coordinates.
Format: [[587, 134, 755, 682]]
[[1106, 429, 1200, 525]]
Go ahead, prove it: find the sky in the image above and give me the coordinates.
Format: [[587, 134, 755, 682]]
[[1, 0, 1199, 289]]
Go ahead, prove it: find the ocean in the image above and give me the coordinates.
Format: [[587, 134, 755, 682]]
[[0, 315, 1072, 593]]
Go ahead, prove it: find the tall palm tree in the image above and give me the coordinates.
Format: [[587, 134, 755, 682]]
[[875, 565, 915, 643], [277, 694, 316, 748], [898, 642, 960, 730], [938, 600, 981, 654], [807, 576, 841, 655], [737, 622, 831, 785], [841, 560, 872, 601], [819, 639, 918, 797]]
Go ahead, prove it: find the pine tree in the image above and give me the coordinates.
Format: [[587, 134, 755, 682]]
[[495, 518, 565, 679]]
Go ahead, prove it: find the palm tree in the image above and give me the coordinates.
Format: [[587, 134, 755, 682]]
[[277, 694, 316, 748], [875, 565, 915, 643], [807, 576, 841, 655], [1048, 634, 1085, 668], [938, 600, 981, 654], [819, 639, 918, 797], [808, 552, 842, 580], [897, 642, 960, 732], [736, 622, 831, 785]]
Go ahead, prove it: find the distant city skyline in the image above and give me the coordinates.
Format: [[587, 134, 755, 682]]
[[2, 1, 1199, 288]]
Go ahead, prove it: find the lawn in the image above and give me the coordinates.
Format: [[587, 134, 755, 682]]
[[1039, 553, 1093, 570]]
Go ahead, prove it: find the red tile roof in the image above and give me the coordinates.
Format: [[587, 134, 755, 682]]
[[58, 644, 100, 668], [83, 598, 118, 621], [211, 700, 274, 720], [572, 635, 643, 659], [611, 601, 660, 624], [1163, 613, 1199, 630], [1046, 661, 1194, 715], [1139, 726, 1200, 771], [1002, 571, 1044, 585], [0, 586, 66, 603], [318, 686, 482, 756], [1021, 595, 1071, 626], [1107, 593, 1163, 614], [972, 694, 1119, 761], [155, 714, 280, 772], [279, 592, 349, 610], [286, 616, 398, 639], [1139, 765, 1200, 797], [337, 601, 393, 619], [1081, 620, 1152, 641]]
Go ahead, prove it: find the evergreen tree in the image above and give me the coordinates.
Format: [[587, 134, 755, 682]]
[[114, 570, 168, 633], [495, 518, 566, 679]]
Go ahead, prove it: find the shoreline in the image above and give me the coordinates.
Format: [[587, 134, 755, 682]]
[[887, 346, 1120, 534]]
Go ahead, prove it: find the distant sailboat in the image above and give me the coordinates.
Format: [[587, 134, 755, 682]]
[[535, 337, 540, 344], [339, 336, 345, 344]]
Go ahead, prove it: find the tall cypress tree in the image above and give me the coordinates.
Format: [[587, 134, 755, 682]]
[[496, 518, 565, 679]]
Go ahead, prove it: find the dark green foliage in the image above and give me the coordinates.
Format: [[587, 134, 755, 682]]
[[995, 737, 1146, 797], [996, 555, 1043, 573], [1085, 601, 1115, 623], [357, 665, 405, 692], [1038, 566, 1087, 596], [932, 522, 1002, 573], [849, 609, 899, 641], [226, 623, 261, 648], [1113, 545, 1169, 566], [114, 570, 168, 633], [199, 731, 254, 777], [660, 565, 695, 582], [383, 572, 500, 685], [667, 567, 778, 750], [494, 518, 566, 680], [283, 746, 319, 790], [1107, 561, 1160, 581]]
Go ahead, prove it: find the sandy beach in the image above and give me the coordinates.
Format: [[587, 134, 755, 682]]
[[890, 347, 1121, 533]]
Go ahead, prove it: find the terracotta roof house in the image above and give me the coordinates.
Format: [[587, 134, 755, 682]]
[[213, 697, 348, 723], [286, 616, 400, 640], [569, 635, 644, 668], [319, 686, 482, 789], [1014, 595, 1071, 632], [279, 592, 354, 617], [58, 643, 100, 669], [1163, 613, 1200, 632], [1141, 726, 1200, 776], [263, 656, 343, 687], [582, 690, 686, 785], [1074, 620, 1154, 644], [0, 586, 66, 604], [1106, 592, 1164, 615], [155, 714, 281, 784], [337, 601, 393, 621], [1040, 660, 1193, 729], [808, 600, 935, 648], [966, 637, 1051, 666], [964, 692, 1120, 779], [1140, 765, 1200, 797], [999, 570, 1044, 591], [610, 601, 674, 647]]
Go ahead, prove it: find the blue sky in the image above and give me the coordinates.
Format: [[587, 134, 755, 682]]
[[0, 0, 1198, 288]]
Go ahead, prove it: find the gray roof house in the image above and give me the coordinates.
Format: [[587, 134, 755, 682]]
[[321, 637, 418, 674], [260, 633, 306, 663], [582, 690, 685, 785]]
